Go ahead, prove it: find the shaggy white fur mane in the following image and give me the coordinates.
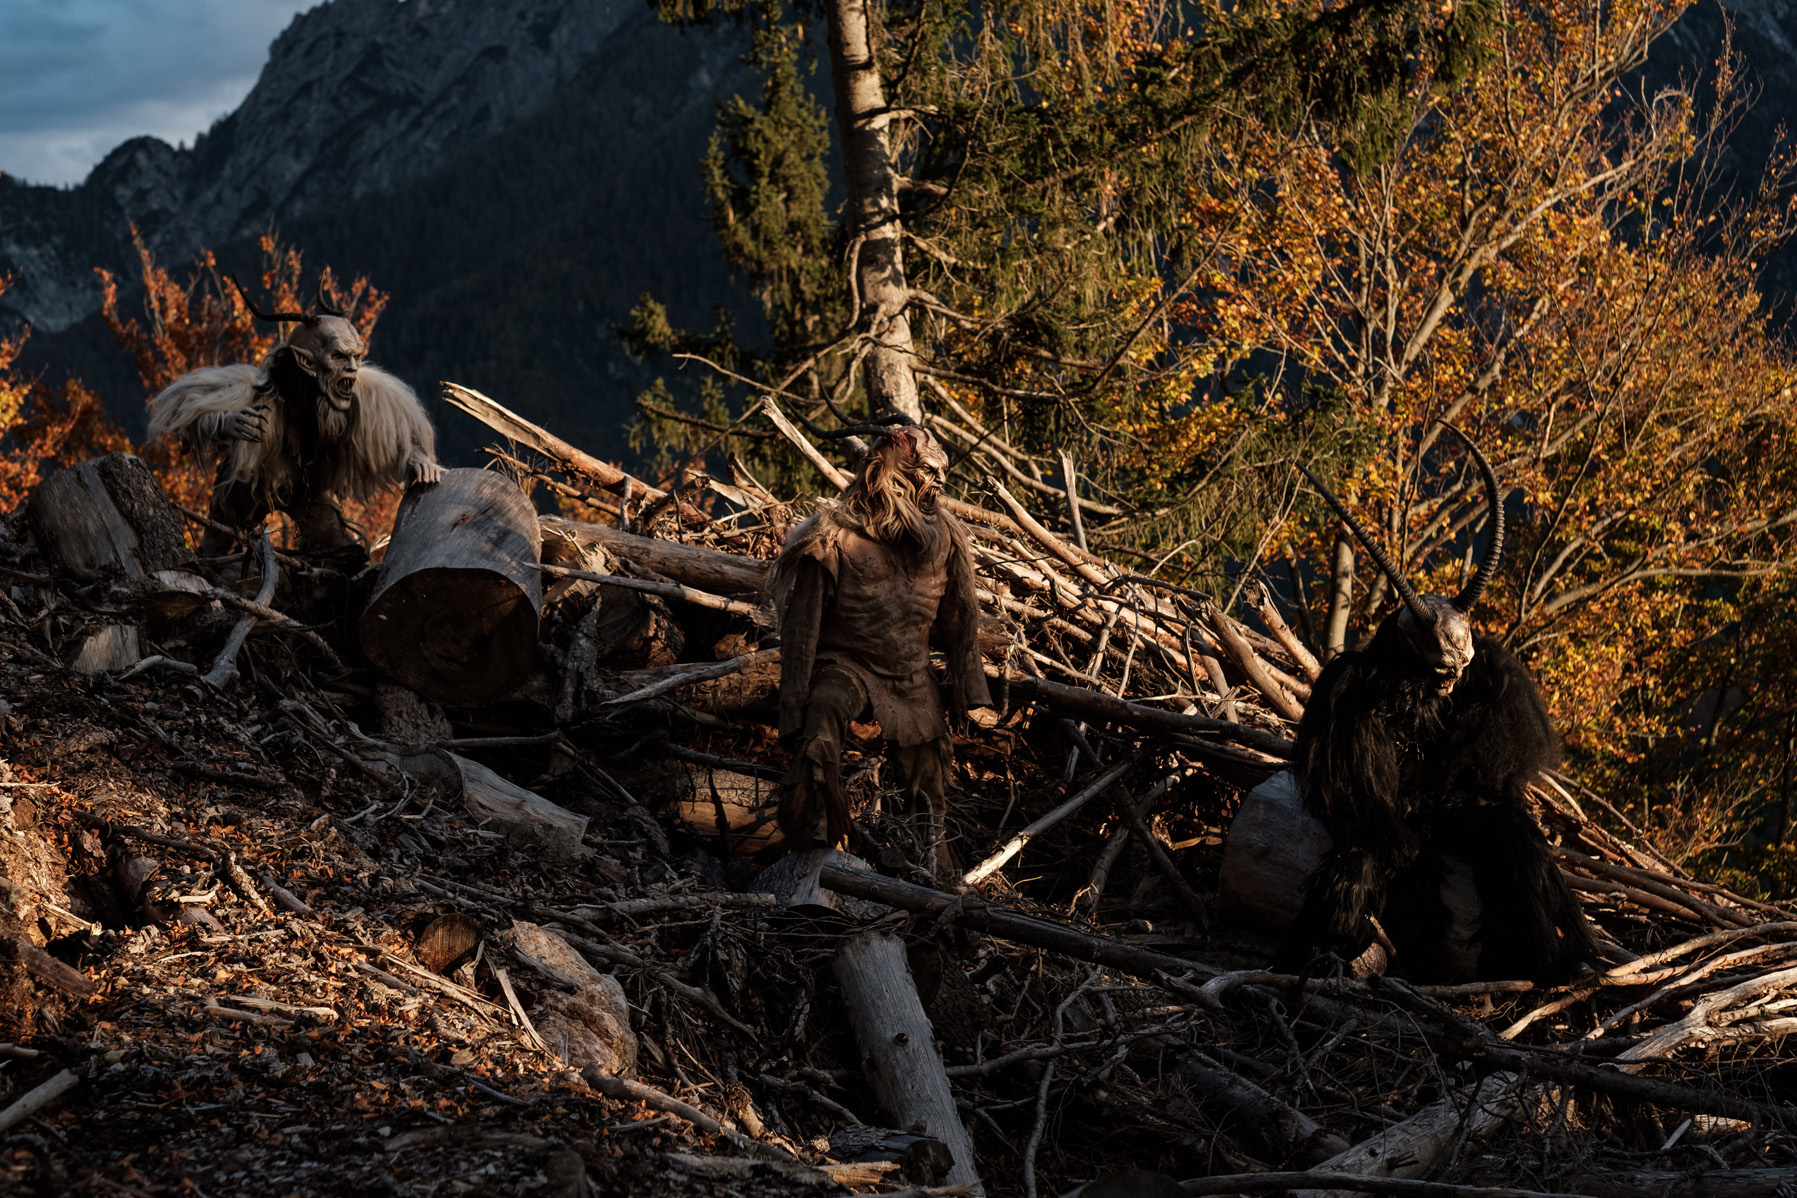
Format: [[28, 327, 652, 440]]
[[148, 356, 436, 503]]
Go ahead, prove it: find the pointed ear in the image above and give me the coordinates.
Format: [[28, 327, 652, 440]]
[[288, 345, 320, 378]]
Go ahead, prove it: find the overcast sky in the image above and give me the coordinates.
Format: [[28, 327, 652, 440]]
[[0, 0, 319, 188]]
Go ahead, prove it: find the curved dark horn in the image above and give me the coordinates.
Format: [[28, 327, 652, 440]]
[[229, 276, 309, 324], [1299, 462, 1430, 621], [1437, 421, 1505, 612], [314, 283, 347, 318]]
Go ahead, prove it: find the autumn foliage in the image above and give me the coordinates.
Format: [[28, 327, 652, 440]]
[[0, 285, 131, 513]]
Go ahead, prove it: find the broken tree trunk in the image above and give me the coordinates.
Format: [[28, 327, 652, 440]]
[[1292, 1073, 1547, 1198], [835, 933, 982, 1194], [451, 754, 588, 857], [360, 469, 543, 707], [1219, 771, 1481, 980], [28, 453, 194, 672], [443, 383, 667, 501]]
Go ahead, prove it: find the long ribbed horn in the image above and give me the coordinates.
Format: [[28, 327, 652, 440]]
[[314, 283, 347, 319], [230, 276, 309, 324], [1437, 421, 1504, 612], [1299, 462, 1430, 622]]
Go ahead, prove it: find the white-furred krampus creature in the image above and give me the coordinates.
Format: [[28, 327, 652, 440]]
[[1273, 425, 1599, 983], [147, 284, 441, 554], [771, 423, 990, 876]]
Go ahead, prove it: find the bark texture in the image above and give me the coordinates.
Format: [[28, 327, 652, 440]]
[[826, 0, 922, 421]]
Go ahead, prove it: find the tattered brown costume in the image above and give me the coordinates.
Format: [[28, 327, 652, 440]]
[[771, 427, 990, 865]]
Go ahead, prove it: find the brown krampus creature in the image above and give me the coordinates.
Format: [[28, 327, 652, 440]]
[[771, 424, 990, 875]]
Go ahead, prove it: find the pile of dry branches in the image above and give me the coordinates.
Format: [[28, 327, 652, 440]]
[[0, 388, 1792, 1197]]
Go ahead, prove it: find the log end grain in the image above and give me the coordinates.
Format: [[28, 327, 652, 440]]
[[361, 470, 544, 707]]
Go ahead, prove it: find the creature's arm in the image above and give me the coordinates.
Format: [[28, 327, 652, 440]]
[[1295, 655, 1418, 866], [406, 442, 443, 485], [147, 365, 269, 449], [774, 555, 832, 740], [350, 366, 441, 489], [931, 515, 993, 722]]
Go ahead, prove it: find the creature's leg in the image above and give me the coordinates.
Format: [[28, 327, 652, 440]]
[[1437, 804, 1599, 983], [285, 494, 356, 552], [1272, 848, 1394, 974], [1382, 847, 1459, 981], [201, 476, 269, 556], [776, 667, 868, 850], [888, 738, 956, 881]]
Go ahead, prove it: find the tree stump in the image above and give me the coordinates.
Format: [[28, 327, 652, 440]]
[[1219, 770, 1481, 980], [360, 469, 543, 706], [27, 453, 195, 673]]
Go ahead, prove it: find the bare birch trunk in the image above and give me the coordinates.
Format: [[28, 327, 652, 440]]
[[826, 0, 922, 422], [1323, 534, 1355, 661]]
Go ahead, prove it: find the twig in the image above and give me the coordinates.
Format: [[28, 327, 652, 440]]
[[580, 1067, 797, 1162], [531, 562, 765, 617], [962, 754, 1142, 885], [0, 1069, 79, 1135]]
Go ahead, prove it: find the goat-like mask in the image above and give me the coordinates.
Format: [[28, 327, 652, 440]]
[[1303, 423, 1504, 696]]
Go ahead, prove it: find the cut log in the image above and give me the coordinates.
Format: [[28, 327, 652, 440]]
[[826, 1127, 954, 1187], [451, 753, 588, 857], [1219, 771, 1480, 980], [28, 453, 190, 581], [667, 763, 785, 856], [540, 516, 768, 596], [835, 932, 984, 1196], [29, 453, 193, 673], [360, 469, 543, 707], [67, 625, 140, 674]]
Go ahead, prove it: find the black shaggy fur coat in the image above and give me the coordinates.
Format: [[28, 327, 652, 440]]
[[1278, 617, 1598, 982]]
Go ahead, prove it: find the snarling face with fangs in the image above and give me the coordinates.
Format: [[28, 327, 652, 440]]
[[287, 316, 365, 413]]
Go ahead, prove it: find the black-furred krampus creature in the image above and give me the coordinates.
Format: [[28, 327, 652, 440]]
[[1273, 427, 1598, 983]]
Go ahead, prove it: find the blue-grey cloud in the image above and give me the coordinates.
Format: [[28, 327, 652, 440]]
[[0, 0, 319, 186]]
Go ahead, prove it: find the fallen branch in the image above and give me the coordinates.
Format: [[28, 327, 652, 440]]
[[962, 754, 1140, 885], [998, 672, 1294, 757], [580, 1067, 797, 1162], [532, 562, 765, 619], [819, 864, 1225, 983], [444, 383, 667, 500], [206, 532, 278, 688], [0, 1068, 80, 1135], [1181, 1171, 1588, 1198], [603, 649, 780, 707]]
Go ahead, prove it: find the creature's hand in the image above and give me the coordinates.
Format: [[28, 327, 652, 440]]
[[223, 407, 266, 443], [409, 458, 444, 486]]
